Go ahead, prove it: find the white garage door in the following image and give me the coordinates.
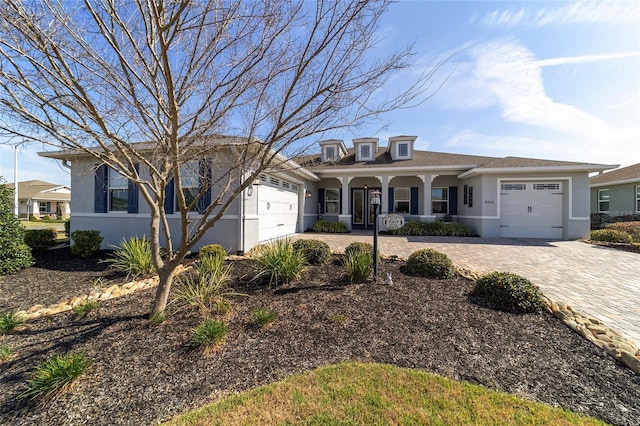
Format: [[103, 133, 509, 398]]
[[500, 182, 563, 239], [258, 180, 298, 242]]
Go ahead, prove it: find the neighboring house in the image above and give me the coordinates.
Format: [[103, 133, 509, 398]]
[[6, 180, 71, 219], [40, 136, 614, 253], [589, 163, 640, 216]]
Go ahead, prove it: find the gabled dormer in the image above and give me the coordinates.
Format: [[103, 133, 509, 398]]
[[353, 138, 378, 162], [387, 136, 417, 161], [318, 139, 348, 163]]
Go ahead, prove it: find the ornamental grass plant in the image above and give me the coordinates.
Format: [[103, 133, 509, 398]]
[[253, 238, 306, 287], [19, 352, 91, 401], [103, 236, 154, 279]]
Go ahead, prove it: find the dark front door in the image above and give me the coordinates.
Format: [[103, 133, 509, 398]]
[[352, 188, 380, 228]]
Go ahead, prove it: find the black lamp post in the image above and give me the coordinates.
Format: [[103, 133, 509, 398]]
[[370, 189, 381, 283]]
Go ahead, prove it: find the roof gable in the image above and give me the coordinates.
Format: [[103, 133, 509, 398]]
[[590, 163, 640, 186]]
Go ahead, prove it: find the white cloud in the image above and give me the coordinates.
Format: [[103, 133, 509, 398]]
[[470, 38, 618, 141], [535, 52, 640, 67], [475, 1, 639, 28]]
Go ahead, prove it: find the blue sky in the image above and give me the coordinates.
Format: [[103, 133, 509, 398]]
[[1, 0, 638, 186]]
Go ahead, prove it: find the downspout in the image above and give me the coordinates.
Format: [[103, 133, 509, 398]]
[[237, 170, 245, 255]]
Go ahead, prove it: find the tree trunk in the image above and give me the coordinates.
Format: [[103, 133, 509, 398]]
[[152, 267, 175, 315]]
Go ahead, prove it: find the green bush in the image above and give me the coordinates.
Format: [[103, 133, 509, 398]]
[[292, 239, 331, 265], [590, 213, 609, 230], [344, 241, 374, 258], [0, 345, 12, 362], [73, 301, 98, 318], [391, 221, 475, 237], [70, 230, 103, 258], [343, 250, 371, 283], [609, 213, 640, 223], [104, 236, 154, 278], [252, 308, 277, 327], [253, 238, 306, 287], [589, 229, 633, 244], [64, 219, 71, 237], [310, 219, 349, 233], [405, 248, 456, 279], [472, 272, 545, 314], [19, 352, 91, 401], [0, 309, 26, 334], [24, 229, 57, 252], [605, 222, 640, 242], [0, 182, 33, 275], [199, 244, 227, 260], [191, 319, 227, 351]]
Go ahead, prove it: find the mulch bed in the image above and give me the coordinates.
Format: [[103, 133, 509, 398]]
[[1, 247, 639, 426]]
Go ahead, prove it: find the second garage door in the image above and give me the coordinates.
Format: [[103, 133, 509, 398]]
[[257, 176, 299, 242], [500, 181, 563, 239]]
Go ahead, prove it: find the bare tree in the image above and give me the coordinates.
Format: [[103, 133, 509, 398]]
[[0, 0, 446, 314]]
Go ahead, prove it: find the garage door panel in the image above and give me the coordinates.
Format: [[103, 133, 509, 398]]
[[500, 182, 563, 239], [258, 186, 298, 242]]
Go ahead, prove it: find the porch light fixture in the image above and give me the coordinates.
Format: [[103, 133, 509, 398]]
[[305, 190, 312, 198], [370, 190, 381, 283]]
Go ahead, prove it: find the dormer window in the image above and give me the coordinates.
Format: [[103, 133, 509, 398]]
[[325, 146, 336, 160], [353, 137, 378, 162], [360, 144, 370, 159], [398, 143, 409, 158]]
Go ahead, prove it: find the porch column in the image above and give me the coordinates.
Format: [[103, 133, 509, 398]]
[[381, 175, 391, 215], [422, 175, 434, 217], [341, 176, 350, 215], [64, 201, 71, 217], [31, 200, 40, 218]]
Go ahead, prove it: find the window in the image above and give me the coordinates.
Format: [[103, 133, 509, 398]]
[[432, 187, 448, 214], [598, 189, 610, 213], [394, 188, 410, 213], [38, 202, 51, 213], [636, 186, 640, 212], [178, 162, 200, 211], [325, 188, 340, 213], [325, 146, 336, 161], [398, 143, 409, 157], [108, 168, 128, 211], [501, 183, 526, 191], [360, 144, 370, 160]]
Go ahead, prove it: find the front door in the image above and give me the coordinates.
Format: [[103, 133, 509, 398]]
[[352, 188, 380, 228]]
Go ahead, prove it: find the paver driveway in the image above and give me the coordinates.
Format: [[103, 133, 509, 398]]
[[292, 232, 640, 347]]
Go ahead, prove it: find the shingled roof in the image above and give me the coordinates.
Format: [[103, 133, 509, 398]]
[[590, 163, 640, 186], [5, 180, 70, 201]]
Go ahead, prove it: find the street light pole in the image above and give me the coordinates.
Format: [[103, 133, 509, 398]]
[[370, 190, 381, 283]]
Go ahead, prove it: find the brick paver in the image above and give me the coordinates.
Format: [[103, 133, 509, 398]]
[[293, 232, 640, 347]]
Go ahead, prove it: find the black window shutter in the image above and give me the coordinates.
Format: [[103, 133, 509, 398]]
[[94, 164, 108, 213], [127, 164, 139, 214], [318, 188, 325, 214], [388, 187, 394, 212], [339, 188, 342, 214], [410, 187, 419, 215], [164, 180, 174, 214], [198, 160, 212, 213], [449, 186, 458, 215]]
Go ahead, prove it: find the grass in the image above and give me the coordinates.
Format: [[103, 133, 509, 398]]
[[251, 308, 277, 327], [165, 362, 607, 426], [73, 301, 98, 318], [191, 319, 227, 353], [19, 352, 91, 401], [0, 345, 13, 362], [0, 309, 27, 334]]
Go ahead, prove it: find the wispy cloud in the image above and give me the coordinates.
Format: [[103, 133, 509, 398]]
[[535, 52, 640, 67], [472, 0, 639, 28]]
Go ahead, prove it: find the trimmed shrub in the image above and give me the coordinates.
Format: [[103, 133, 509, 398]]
[[344, 241, 374, 258], [605, 222, 640, 242], [309, 219, 349, 233], [292, 239, 331, 265], [391, 220, 475, 237], [24, 229, 57, 252], [70, 230, 103, 258], [199, 244, 227, 260], [253, 238, 306, 287], [609, 213, 640, 223], [472, 272, 545, 314], [590, 213, 610, 230], [104, 236, 154, 278], [0, 182, 33, 275], [590, 229, 633, 244], [405, 248, 456, 279], [343, 250, 371, 283], [19, 352, 91, 401]]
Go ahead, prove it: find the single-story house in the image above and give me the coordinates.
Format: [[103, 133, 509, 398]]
[[40, 136, 615, 253], [6, 180, 71, 219], [590, 163, 640, 216]]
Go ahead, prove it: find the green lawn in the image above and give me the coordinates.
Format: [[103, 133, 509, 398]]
[[166, 362, 607, 426]]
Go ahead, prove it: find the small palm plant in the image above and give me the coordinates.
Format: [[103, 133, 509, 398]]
[[103, 236, 154, 279]]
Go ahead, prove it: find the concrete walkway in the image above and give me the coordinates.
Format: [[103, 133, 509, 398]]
[[292, 232, 640, 347]]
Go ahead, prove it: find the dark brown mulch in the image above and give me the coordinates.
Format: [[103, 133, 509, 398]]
[[1, 249, 639, 426], [586, 240, 640, 254]]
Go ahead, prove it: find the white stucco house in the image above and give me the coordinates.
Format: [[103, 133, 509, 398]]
[[6, 180, 71, 219], [40, 135, 614, 253]]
